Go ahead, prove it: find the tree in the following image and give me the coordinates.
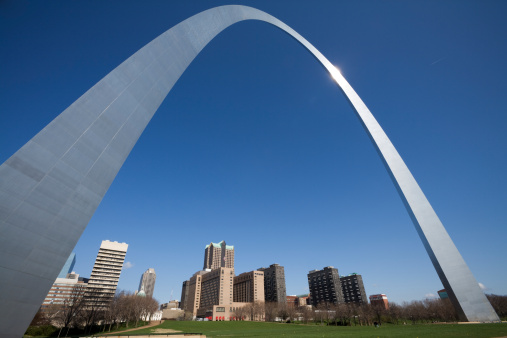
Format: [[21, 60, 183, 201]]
[[103, 293, 121, 332], [29, 307, 50, 327], [487, 294, 507, 319], [299, 306, 313, 324], [234, 305, 248, 321], [264, 302, 278, 322], [386, 302, 402, 324], [45, 283, 87, 337], [252, 301, 265, 321], [80, 287, 109, 333]]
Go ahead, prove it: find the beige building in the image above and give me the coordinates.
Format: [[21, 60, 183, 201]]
[[185, 267, 264, 321], [186, 270, 208, 317], [197, 267, 235, 316], [42, 273, 87, 309], [233, 270, 264, 303], [203, 241, 234, 270], [86, 240, 128, 306]]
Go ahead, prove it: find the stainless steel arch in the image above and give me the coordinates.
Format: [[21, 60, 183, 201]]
[[0, 5, 499, 336]]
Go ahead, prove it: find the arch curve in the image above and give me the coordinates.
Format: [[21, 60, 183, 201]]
[[0, 5, 498, 335]]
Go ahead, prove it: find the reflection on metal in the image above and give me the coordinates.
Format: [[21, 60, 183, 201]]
[[0, 5, 499, 336]]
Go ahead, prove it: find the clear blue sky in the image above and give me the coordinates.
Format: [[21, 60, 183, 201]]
[[1, 0, 506, 305]]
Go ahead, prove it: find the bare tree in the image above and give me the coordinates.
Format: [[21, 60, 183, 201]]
[[81, 287, 109, 333], [264, 302, 278, 322], [251, 301, 264, 321], [285, 304, 298, 323], [103, 293, 121, 332], [277, 303, 289, 322], [487, 294, 507, 319], [386, 302, 401, 324], [300, 306, 313, 324], [234, 305, 248, 321], [29, 307, 50, 327], [45, 283, 87, 337]]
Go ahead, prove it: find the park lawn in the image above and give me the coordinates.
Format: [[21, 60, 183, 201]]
[[123, 321, 507, 338]]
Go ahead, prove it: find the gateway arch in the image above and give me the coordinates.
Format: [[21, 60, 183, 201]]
[[0, 5, 499, 336]]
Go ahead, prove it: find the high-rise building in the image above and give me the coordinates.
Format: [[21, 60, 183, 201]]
[[138, 268, 156, 298], [203, 241, 234, 270], [199, 267, 235, 313], [307, 266, 344, 306], [181, 280, 190, 311], [185, 270, 209, 316], [258, 264, 287, 304], [86, 240, 128, 306], [340, 273, 367, 304], [233, 270, 265, 303], [369, 294, 389, 310], [58, 253, 76, 278]]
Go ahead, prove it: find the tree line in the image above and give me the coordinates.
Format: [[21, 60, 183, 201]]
[[28, 287, 159, 336], [260, 294, 506, 325]]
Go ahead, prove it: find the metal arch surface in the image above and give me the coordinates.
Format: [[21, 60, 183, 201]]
[[0, 5, 499, 336]]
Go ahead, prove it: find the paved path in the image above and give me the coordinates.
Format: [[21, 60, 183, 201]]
[[101, 320, 164, 335]]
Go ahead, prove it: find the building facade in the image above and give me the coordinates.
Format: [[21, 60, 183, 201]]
[[199, 267, 235, 313], [181, 280, 190, 311], [86, 240, 128, 306], [258, 264, 287, 304], [233, 270, 265, 303], [286, 295, 298, 308], [203, 241, 234, 270], [369, 294, 389, 310], [185, 270, 209, 316], [340, 273, 367, 304], [138, 268, 156, 298], [297, 294, 310, 307], [307, 266, 344, 306], [42, 273, 87, 309]]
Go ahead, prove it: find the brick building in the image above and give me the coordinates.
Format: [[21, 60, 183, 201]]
[[369, 294, 389, 309]]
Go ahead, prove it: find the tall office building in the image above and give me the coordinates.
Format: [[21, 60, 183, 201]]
[[138, 268, 156, 298], [233, 270, 265, 303], [57, 252, 76, 278], [340, 273, 367, 304], [200, 268, 235, 313], [203, 240, 234, 270], [258, 264, 287, 303], [86, 240, 128, 306], [185, 270, 209, 316], [181, 280, 190, 311], [184, 268, 235, 317], [307, 266, 344, 306]]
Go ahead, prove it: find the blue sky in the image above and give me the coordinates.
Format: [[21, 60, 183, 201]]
[[1, 0, 506, 305]]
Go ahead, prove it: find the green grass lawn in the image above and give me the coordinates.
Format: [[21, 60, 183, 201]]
[[123, 321, 507, 338]]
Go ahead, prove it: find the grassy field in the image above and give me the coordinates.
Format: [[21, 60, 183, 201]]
[[123, 321, 507, 338]]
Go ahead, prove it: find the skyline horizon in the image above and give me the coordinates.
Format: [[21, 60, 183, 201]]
[[2, 1, 506, 308]]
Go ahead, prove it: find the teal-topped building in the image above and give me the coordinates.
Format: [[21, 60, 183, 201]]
[[203, 240, 234, 270]]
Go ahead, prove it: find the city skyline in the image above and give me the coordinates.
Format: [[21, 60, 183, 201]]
[[1, 0, 506, 307]]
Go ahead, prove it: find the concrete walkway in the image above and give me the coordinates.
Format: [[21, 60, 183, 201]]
[[96, 321, 204, 337]]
